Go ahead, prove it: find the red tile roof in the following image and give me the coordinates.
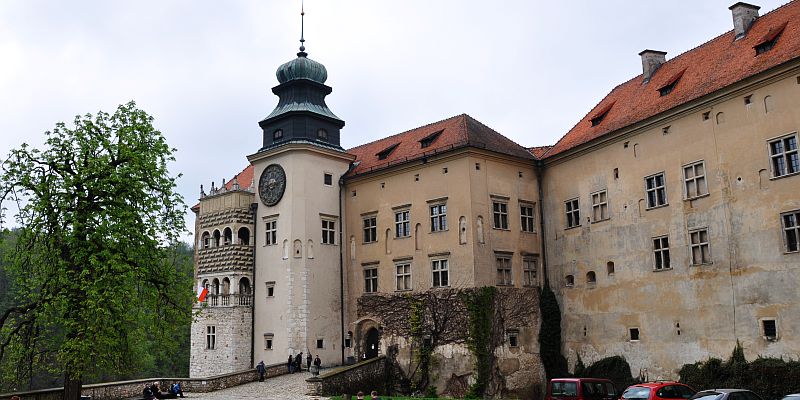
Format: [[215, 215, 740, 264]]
[[544, 1, 800, 158], [345, 114, 533, 177], [529, 146, 553, 159]]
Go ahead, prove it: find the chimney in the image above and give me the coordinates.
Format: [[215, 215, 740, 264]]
[[639, 50, 667, 83], [729, 2, 760, 39]]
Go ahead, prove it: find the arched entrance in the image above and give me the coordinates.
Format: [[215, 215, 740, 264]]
[[364, 327, 379, 359]]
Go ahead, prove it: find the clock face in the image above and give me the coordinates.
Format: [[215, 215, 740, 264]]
[[258, 164, 286, 206]]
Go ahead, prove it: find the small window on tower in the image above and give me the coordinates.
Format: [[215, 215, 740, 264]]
[[273, 129, 283, 140], [317, 128, 328, 140], [324, 173, 333, 186], [316, 339, 324, 349]]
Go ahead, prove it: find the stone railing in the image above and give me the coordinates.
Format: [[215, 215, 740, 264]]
[[0, 362, 286, 400], [199, 294, 253, 308], [306, 356, 387, 397]]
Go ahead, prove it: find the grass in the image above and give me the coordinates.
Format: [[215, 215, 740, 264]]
[[329, 396, 443, 400]]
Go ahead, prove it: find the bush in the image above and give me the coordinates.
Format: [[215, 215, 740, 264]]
[[679, 344, 800, 400], [575, 356, 639, 392]]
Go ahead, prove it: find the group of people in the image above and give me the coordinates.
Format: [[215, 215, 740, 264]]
[[285, 352, 321, 374], [142, 381, 185, 399], [355, 391, 382, 399]]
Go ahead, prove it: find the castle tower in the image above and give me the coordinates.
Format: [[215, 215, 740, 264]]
[[190, 178, 256, 378], [248, 30, 354, 367]]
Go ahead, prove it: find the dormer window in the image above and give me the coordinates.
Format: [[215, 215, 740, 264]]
[[754, 21, 788, 55], [273, 129, 283, 140], [317, 128, 328, 140], [658, 68, 686, 97], [419, 130, 444, 148], [376, 143, 400, 160], [590, 102, 615, 127]]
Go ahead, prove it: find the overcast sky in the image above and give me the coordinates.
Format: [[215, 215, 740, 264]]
[[0, 0, 788, 242]]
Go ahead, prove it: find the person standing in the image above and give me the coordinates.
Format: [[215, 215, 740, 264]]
[[256, 360, 266, 382], [314, 354, 321, 369], [295, 352, 303, 372], [306, 352, 312, 370], [287, 355, 293, 373]]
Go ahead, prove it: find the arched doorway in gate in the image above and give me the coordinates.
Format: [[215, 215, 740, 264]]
[[364, 327, 379, 359]]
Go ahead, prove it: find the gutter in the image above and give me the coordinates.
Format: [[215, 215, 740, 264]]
[[535, 160, 549, 285], [250, 202, 258, 368], [338, 176, 346, 365]]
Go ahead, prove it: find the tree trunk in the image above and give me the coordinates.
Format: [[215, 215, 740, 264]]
[[63, 371, 83, 400]]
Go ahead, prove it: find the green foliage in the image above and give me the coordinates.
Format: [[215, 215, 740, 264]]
[[575, 355, 638, 391], [463, 286, 495, 398], [574, 353, 586, 377], [679, 343, 800, 400], [0, 102, 193, 396], [538, 282, 569, 380]]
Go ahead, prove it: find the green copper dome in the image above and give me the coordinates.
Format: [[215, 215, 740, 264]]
[[276, 52, 328, 84]]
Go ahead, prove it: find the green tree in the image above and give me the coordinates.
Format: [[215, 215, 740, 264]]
[[0, 102, 193, 399], [538, 281, 569, 380]]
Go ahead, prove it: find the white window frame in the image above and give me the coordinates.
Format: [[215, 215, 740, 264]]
[[522, 256, 537, 287], [206, 325, 216, 350], [363, 216, 377, 243], [590, 190, 609, 222], [565, 198, 580, 228], [492, 201, 509, 230], [520, 203, 535, 233], [395, 210, 411, 238], [689, 228, 711, 265], [322, 218, 336, 245], [364, 267, 378, 293], [781, 210, 800, 253], [645, 172, 668, 209], [496, 255, 513, 286], [683, 160, 708, 199], [264, 333, 274, 350], [431, 258, 449, 287], [768, 132, 799, 178], [430, 204, 447, 232], [265, 219, 277, 246], [653, 236, 671, 270], [395, 263, 412, 291]]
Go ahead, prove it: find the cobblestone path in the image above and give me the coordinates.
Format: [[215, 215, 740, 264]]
[[187, 371, 330, 400]]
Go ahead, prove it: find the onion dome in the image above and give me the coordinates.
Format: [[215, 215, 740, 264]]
[[276, 52, 328, 84]]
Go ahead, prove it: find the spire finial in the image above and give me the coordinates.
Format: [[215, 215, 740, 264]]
[[298, 0, 307, 56]]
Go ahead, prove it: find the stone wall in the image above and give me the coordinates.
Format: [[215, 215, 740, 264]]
[[190, 304, 253, 378], [0, 363, 285, 400], [306, 356, 387, 397]]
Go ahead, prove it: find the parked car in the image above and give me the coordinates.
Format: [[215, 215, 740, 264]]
[[689, 389, 763, 400], [782, 395, 800, 400], [622, 382, 696, 400], [547, 378, 618, 400]]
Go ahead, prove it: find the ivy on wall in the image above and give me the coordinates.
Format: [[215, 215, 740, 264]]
[[537, 282, 569, 380]]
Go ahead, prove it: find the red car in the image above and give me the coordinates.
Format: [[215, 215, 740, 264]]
[[622, 382, 696, 400], [547, 378, 618, 400]]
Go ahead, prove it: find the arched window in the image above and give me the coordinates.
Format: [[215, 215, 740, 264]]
[[239, 277, 251, 295], [212, 278, 220, 295], [213, 230, 221, 247], [716, 112, 725, 124], [607, 261, 615, 275], [223, 228, 232, 245], [587, 271, 597, 284], [201, 232, 211, 249], [238, 227, 251, 245], [222, 277, 231, 295], [202, 279, 209, 291], [764, 95, 775, 113], [565, 275, 575, 287]]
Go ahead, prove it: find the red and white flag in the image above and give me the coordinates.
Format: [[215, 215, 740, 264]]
[[197, 283, 209, 302]]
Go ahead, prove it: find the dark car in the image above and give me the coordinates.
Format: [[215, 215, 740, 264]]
[[622, 382, 696, 400], [547, 378, 618, 400], [689, 389, 763, 400]]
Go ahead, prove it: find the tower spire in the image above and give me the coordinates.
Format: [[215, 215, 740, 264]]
[[298, 0, 307, 57]]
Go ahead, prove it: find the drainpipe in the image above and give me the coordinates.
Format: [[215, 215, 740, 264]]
[[535, 160, 549, 284], [338, 176, 346, 365], [250, 202, 258, 368]]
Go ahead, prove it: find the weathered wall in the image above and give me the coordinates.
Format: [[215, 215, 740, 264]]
[[306, 356, 387, 396], [190, 304, 253, 378], [541, 65, 800, 378]]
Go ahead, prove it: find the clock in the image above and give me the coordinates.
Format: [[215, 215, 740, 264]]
[[258, 164, 286, 206]]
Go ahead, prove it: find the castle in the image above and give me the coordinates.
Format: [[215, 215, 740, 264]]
[[190, 1, 800, 391]]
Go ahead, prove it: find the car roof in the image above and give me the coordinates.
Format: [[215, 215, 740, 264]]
[[699, 389, 753, 393], [629, 382, 685, 388], [551, 378, 613, 382]]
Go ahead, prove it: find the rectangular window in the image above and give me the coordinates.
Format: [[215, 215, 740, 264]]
[[689, 228, 711, 265], [316, 339, 324, 349], [395, 263, 412, 291], [520, 203, 535, 233], [264, 334, 274, 350], [265, 220, 277, 246], [565, 198, 580, 228], [430, 204, 447, 232], [496, 256, 513, 286], [782, 210, 800, 252], [363, 216, 377, 243], [770, 133, 799, 177], [206, 325, 216, 350], [493, 202, 509, 229], [645, 172, 668, 208], [324, 173, 333, 186], [653, 236, 671, 270], [591, 190, 609, 222], [683, 161, 708, 199], [629, 327, 640, 341], [322, 219, 336, 245], [523, 256, 538, 287], [431, 259, 449, 287], [395, 210, 411, 238], [266, 281, 275, 298], [762, 319, 778, 341], [364, 268, 378, 293], [507, 330, 519, 347]]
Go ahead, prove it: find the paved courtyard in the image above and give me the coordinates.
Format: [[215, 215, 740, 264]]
[[187, 371, 330, 400]]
